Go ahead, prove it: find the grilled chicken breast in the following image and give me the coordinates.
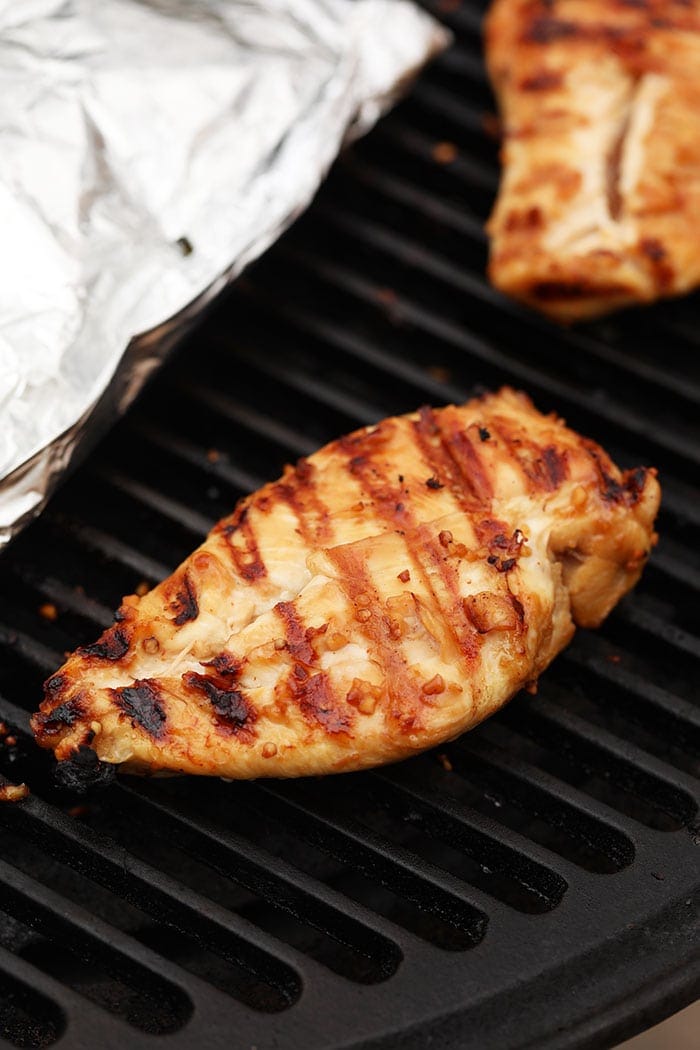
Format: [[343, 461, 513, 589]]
[[486, 0, 700, 321], [32, 389, 659, 778]]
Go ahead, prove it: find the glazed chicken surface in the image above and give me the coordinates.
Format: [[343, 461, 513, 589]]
[[32, 389, 660, 778], [486, 0, 700, 321]]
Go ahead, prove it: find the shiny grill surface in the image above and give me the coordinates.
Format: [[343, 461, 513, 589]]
[[0, 2, 699, 1047]]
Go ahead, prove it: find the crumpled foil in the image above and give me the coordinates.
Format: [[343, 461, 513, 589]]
[[0, 0, 448, 550]]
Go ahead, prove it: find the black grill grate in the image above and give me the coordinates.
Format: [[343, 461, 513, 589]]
[[1, 2, 699, 1046]]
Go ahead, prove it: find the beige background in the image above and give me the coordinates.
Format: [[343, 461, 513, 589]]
[[616, 999, 699, 1049]]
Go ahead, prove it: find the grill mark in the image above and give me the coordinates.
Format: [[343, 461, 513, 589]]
[[274, 601, 352, 733], [274, 601, 316, 665], [44, 673, 67, 698], [580, 439, 647, 504], [112, 680, 167, 739], [324, 546, 422, 733], [290, 671, 352, 734], [412, 523, 482, 663], [219, 506, 268, 582], [542, 446, 568, 487], [33, 697, 84, 737], [413, 408, 477, 509], [171, 571, 199, 626], [203, 653, 242, 678], [524, 17, 580, 43], [183, 671, 256, 739], [414, 408, 493, 505], [274, 458, 333, 544], [78, 626, 131, 661], [491, 421, 569, 492], [440, 415, 494, 504], [337, 442, 482, 670]]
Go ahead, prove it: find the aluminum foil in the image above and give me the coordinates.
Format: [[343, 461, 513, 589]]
[[0, 0, 449, 550]]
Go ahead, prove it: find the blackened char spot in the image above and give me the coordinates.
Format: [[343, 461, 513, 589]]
[[35, 698, 84, 737], [426, 476, 443, 490], [627, 467, 648, 499], [44, 673, 67, 697], [203, 653, 242, 678], [184, 672, 255, 735], [601, 473, 626, 502], [112, 680, 167, 738], [171, 572, 199, 626], [53, 746, 116, 794], [478, 427, 490, 442], [79, 626, 130, 661]]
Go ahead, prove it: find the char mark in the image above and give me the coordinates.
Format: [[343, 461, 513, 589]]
[[603, 466, 648, 504], [78, 626, 131, 662], [413, 407, 491, 505], [219, 505, 268, 582], [171, 572, 199, 626], [524, 17, 580, 44], [274, 458, 333, 543], [291, 672, 352, 734], [542, 446, 568, 488], [112, 680, 167, 739], [184, 672, 256, 735], [34, 698, 84, 737], [53, 746, 116, 794], [203, 653, 242, 678], [520, 70, 564, 91], [275, 601, 316, 665], [44, 673, 67, 697], [584, 440, 649, 504]]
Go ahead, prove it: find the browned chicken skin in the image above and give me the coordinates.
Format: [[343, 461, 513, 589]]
[[32, 389, 660, 778], [486, 0, 700, 321]]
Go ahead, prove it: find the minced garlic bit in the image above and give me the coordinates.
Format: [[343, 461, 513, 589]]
[[422, 674, 445, 696], [437, 753, 453, 772], [346, 679, 380, 715], [571, 485, 587, 508], [0, 783, 29, 803], [432, 141, 458, 164], [142, 636, 160, 654], [262, 742, 278, 758]]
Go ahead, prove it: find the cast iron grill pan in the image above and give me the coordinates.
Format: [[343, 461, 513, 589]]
[[0, 2, 698, 1047]]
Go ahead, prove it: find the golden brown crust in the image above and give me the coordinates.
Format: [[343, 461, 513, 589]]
[[485, 0, 700, 321], [31, 388, 660, 778]]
